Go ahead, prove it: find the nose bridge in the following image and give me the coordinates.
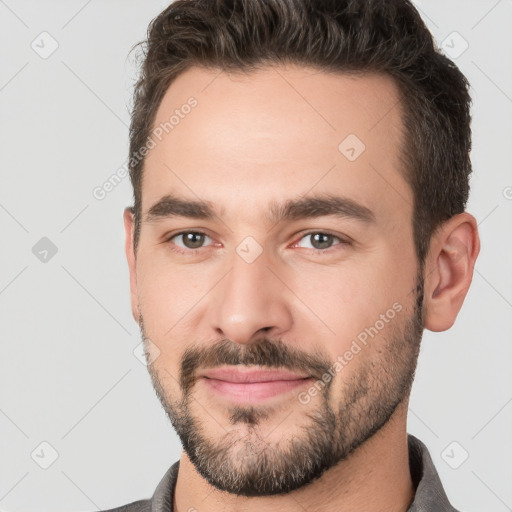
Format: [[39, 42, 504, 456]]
[[210, 240, 293, 344]]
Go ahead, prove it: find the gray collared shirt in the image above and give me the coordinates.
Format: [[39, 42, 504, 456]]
[[103, 434, 460, 512]]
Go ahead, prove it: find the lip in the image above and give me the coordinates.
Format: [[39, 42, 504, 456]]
[[200, 367, 311, 383], [199, 367, 313, 404]]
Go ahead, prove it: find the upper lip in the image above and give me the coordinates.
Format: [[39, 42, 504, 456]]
[[200, 367, 311, 383]]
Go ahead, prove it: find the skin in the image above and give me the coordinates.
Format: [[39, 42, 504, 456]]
[[123, 65, 480, 512]]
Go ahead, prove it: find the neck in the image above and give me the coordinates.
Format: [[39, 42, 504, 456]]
[[174, 400, 414, 512]]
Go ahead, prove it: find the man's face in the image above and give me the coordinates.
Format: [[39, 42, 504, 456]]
[[125, 66, 424, 495]]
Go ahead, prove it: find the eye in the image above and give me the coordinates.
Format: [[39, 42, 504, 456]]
[[167, 231, 214, 252], [164, 230, 350, 255], [293, 232, 349, 251]]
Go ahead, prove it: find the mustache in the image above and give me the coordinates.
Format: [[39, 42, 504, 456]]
[[179, 338, 332, 395]]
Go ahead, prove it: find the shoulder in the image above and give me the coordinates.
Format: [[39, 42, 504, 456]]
[[94, 461, 179, 512], [100, 499, 151, 512]]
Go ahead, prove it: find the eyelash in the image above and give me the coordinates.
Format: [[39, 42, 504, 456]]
[[164, 230, 351, 255]]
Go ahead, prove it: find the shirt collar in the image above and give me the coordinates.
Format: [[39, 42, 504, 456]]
[[406, 434, 460, 511], [149, 434, 459, 512]]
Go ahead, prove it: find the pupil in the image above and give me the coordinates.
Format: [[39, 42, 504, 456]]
[[182, 233, 333, 250], [185, 233, 204, 248], [312, 233, 331, 249]]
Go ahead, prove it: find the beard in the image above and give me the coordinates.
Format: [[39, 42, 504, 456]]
[[140, 276, 424, 497]]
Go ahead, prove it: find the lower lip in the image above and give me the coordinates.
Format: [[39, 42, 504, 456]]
[[202, 377, 313, 403]]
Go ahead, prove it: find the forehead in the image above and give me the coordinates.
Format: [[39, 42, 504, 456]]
[[142, 65, 412, 223]]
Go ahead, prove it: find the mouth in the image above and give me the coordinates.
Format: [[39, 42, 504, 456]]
[[199, 366, 314, 404]]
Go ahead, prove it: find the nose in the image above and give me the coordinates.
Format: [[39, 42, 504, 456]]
[[209, 245, 293, 345]]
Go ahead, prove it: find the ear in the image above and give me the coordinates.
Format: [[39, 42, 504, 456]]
[[423, 212, 480, 332], [123, 207, 141, 324]]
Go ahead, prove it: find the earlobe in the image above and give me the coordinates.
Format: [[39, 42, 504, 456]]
[[423, 213, 480, 332], [123, 207, 141, 324]]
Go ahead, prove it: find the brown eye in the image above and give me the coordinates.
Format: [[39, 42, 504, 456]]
[[182, 232, 206, 249], [295, 232, 348, 251], [169, 231, 212, 251]]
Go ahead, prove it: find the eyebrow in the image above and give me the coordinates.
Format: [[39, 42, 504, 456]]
[[144, 193, 376, 225]]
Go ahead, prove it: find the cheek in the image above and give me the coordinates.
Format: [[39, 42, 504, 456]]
[[136, 252, 208, 334], [290, 255, 413, 361], [292, 267, 365, 337], [149, 356, 182, 404]]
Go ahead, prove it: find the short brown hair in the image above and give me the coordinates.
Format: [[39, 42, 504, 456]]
[[128, 0, 472, 266]]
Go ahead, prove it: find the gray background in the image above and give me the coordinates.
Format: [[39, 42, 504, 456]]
[[0, 0, 511, 510]]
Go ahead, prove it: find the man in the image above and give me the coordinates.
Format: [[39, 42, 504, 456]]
[[115, 0, 480, 510]]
